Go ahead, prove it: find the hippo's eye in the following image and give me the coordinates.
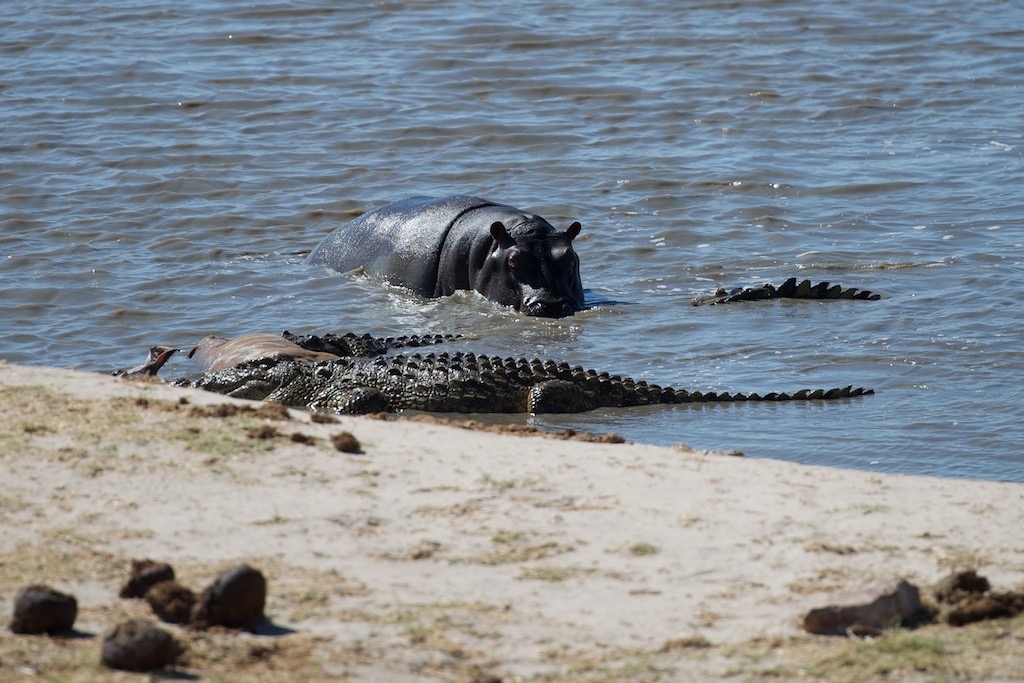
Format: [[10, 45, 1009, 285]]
[[508, 250, 528, 272]]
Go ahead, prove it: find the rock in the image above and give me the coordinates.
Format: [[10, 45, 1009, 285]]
[[331, 431, 361, 453], [930, 569, 1024, 625], [119, 559, 176, 599], [191, 563, 267, 629], [145, 580, 197, 624], [945, 591, 1024, 626], [933, 569, 990, 604], [803, 578, 923, 636], [8, 585, 77, 634], [101, 619, 184, 671]]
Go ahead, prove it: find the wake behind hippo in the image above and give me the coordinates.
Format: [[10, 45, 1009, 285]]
[[307, 196, 585, 317]]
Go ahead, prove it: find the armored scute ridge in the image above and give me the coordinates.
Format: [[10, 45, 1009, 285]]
[[187, 351, 873, 415], [692, 277, 882, 306], [280, 331, 460, 358]]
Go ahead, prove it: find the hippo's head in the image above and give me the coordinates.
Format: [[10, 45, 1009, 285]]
[[476, 220, 585, 318]]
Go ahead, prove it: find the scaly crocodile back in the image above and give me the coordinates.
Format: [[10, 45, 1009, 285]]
[[281, 331, 460, 358], [188, 351, 873, 415]]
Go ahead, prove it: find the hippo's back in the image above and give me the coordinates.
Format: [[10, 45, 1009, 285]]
[[307, 196, 495, 295]]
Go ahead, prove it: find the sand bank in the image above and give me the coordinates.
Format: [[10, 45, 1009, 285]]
[[1, 362, 1022, 681]]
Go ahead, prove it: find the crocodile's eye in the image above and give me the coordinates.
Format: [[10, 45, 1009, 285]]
[[314, 366, 332, 381]]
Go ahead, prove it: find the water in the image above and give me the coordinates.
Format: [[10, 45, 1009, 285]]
[[3, 0, 1022, 482]]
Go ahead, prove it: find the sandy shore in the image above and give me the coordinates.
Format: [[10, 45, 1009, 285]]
[[1, 361, 1022, 681]]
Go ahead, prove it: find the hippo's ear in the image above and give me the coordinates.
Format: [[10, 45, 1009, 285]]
[[489, 221, 512, 244], [566, 222, 582, 240]]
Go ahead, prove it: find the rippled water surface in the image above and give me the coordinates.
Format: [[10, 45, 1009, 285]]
[[3, 0, 1022, 481]]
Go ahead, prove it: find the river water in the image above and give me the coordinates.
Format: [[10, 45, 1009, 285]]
[[3, 0, 1022, 481]]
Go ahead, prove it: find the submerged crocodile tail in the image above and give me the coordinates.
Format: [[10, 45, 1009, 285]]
[[692, 277, 882, 305]]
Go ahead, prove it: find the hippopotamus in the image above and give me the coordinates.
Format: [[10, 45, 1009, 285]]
[[307, 196, 585, 317]]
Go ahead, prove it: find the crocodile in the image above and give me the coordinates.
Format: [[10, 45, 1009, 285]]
[[169, 272, 880, 415], [182, 343, 873, 415]]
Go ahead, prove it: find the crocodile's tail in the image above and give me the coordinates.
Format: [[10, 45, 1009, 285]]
[[529, 367, 874, 412], [507, 357, 875, 412], [282, 331, 460, 358], [660, 384, 874, 403], [692, 277, 882, 306]]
